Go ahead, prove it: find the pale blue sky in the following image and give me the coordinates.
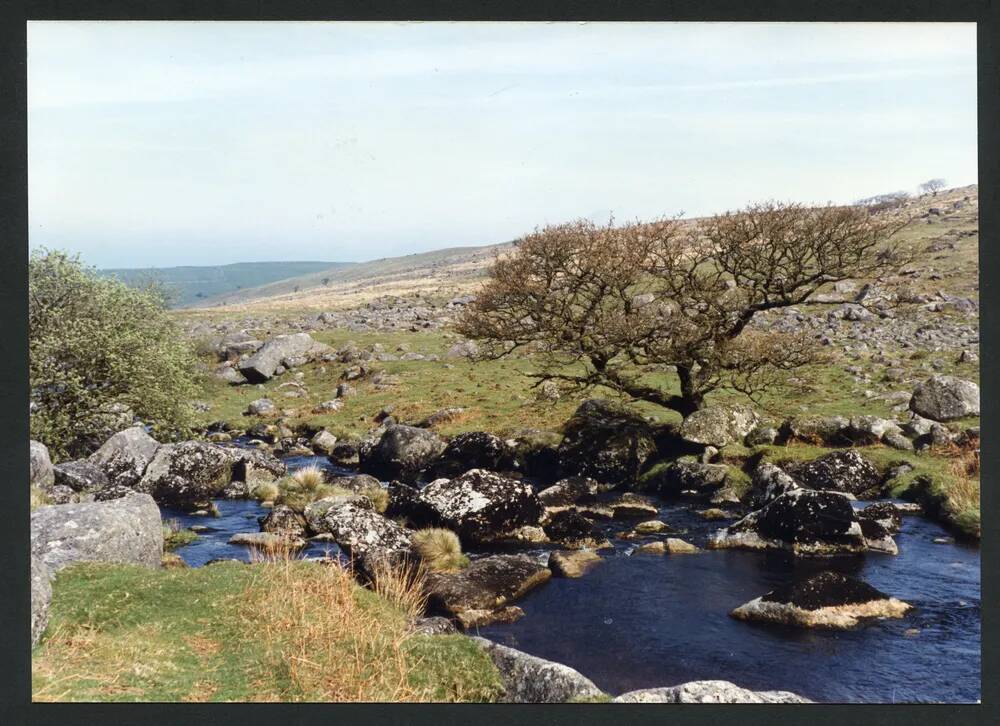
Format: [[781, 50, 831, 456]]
[[28, 21, 977, 269]]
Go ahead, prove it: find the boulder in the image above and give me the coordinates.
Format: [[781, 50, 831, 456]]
[[557, 399, 657, 487], [30, 493, 163, 574], [609, 494, 658, 520], [446, 339, 479, 358], [31, 555, 51, 648], [910, 375, 980, 421], [30, 441, 55, 490], [537, 476, 602, 507], [708, 489, 867, 556], [548, 550, 603, 578], [359, 424, 446, 483], [384, 481, 438, 528], [543, 510, 605, 549], [613, 680, 811, 703], [228, 447, 285, 487], [88, 426, 160, 489], [780, 415, 851, 445], [424, 554, 551, 624], [239, 333, 329, 383], [302, 494, 373, 534], [429, 432, 513, 478], [783, 450, 883, 499], [410, 616, 457, 636], [731, 571, 912, 629], [847, 415, 905, 444], [320, 501, 413, 572], [310, 430, 338, 456], [470, 637, 605, 703], [678, 405, 760, 447], [418, 469, 541, 542], [747, 463, 801, 509], [258, 504, 307, 537], [246, 398, 277, 417], [858, 501, 903, 534], [135, 442, 235, 506], [53, 459, 109, 493], [642, 460, 729, 497], [507, 429, 563, 483], [663, 537, 699, 553]]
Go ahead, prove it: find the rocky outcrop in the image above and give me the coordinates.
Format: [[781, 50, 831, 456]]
[[30, 440, 55, 490], [731, 571, 912, 629], [359, 424, 447, 483], [88, 426, 160, 489], [613, 680, 811, 703], [417, 469, 542, 543], [31, 555, 51, 648], [783, 450, 884, 499], [470, 637, 605, 703], [238, 332, 330, 383], [678, 405, 759, 447], [30, 493, 163, 574], [429, 431, 512, 478], [708, 489, 868, 556], [910, 375, 980, 421], [53, 459, 109, 493], [557, 399, 657, 487], [425, 555, 551, 627]]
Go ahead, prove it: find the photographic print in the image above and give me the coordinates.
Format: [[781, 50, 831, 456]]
[[27, 20, 979, 704]]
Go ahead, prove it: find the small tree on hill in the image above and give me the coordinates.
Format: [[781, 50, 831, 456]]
[[30, 251, 199, 458], [920, 178, 946, 196], [457, 202, 908, 417]]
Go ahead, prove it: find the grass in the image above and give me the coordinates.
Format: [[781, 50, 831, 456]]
[[411, 529, 469, 571], [30, 485, 52, 511], [273, 466, 352, 513], [32, 560, 503, 702], [162, 519, 199, 551]]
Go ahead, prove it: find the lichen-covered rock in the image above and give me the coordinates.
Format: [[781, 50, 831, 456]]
[[246, 398, 277, 416], [470, 637, 605, 703], [359, 424, 446, 483], [135, 442, 235, 506], [708, 488, 867, 556], [910, 375, 980, 421], [642, 460, 729, 497], [537, 476, 602, 507], [609, 494, 658, 520], [418, 469, 542, 543], [858, 517, 899, 554], [310, 430, 338, 456], [258, 504, 307, 537], [783, 450, 884, 499], [858, 501, 903, 534], [747, 463, 802, 509], [31, 493, 163, 574], [557, 399, 657, 487], [507, 429, 563, 484], [613, 680, 811, 703], [302, 494, 373, 534], [228, 447, 285, 487], [31, 555, 51, 648], [731, 571, 912, 629], [679, 405, 760, 447], [320, 501, 413, 572], [239, 333, 329, 383], [88, 426, 160, 489], [548, 549, 603, 578], [30, 440, 55, 490], [780, 415, 851, 445], [425, 555, 551, 625], [429, 431, 513, 478], [53, 459, 109, 493]]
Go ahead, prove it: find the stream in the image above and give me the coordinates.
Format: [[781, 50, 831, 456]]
[[162, 452, 981, 703]]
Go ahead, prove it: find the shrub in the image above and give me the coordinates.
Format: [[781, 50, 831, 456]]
[[29, 251, 199, 459], [411, 529, 469, 571]]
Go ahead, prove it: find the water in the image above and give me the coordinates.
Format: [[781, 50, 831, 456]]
[[164, 451, 981, 703]]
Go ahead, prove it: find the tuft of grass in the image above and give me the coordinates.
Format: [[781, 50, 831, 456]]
[[250, 481, 280, 503], [272, 467, 353, 513], [411, 529, 469, 572], [358, 484, 390, 514], [292, 465, 327, 489], [162, 519, 199, 551], [32, 561, 502, 702]]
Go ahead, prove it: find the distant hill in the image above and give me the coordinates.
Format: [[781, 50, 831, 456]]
[[99, 261, 352, 308], [197, 243, 512, 309]]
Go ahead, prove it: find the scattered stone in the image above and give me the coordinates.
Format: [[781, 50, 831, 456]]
[[697, 508, 734, 521], [239, 333, 329, 383], [633, 519, 671, 534], [613, 681, 811, 703], [246, 398, 277, 416], [549, 549, 602, 578], [537, 476, 602, 507], [910, 375, 980, 421], [642, 460, 730, 497], [663, 537, 699, 553], [310, 430, 338, 456], [679, 405, 760, 447]]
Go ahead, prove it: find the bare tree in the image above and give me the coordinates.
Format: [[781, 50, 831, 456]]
[[458, 203, 908, 417], [919, 178, 946, 196]]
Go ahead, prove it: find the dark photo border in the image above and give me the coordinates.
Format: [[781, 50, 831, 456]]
[[1, 2, 995, 725]]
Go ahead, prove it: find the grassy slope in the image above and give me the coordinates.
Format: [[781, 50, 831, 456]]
[[101, 261, 350, 308], [32, 562, 503, 702]]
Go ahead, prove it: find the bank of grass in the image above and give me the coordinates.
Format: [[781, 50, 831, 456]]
[[32, 561, 503, 702], [162, 519, 199, 550], [754, 440, 980, 539]]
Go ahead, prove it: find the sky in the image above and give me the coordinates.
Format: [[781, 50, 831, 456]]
[[27, 21, 977, 269]]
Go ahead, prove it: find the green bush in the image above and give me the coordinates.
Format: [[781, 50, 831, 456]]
[[29, 251, 199, 459]]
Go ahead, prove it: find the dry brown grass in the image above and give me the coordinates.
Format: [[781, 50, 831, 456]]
[[411, 529, 469, 571], [243, 553, 430, 702]]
